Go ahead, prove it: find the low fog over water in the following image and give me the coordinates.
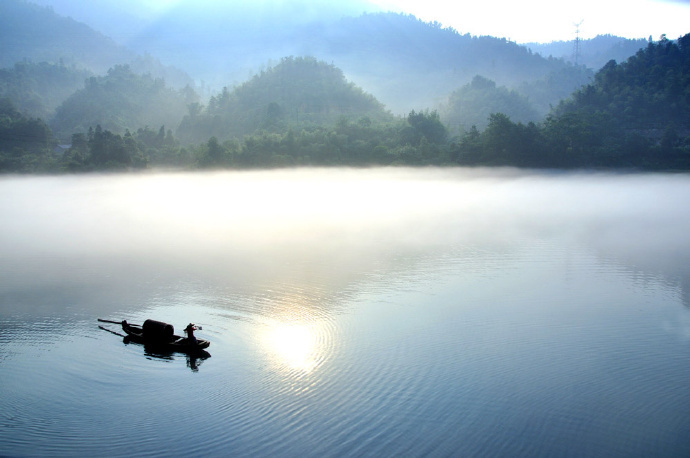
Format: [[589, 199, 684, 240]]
[[1, 168, 690, 457], [2, 167, 689, 314]]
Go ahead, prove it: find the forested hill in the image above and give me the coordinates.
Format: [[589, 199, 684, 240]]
[[0, 0, 133, 72], [0, 0, 193, 87], [300, 12, 588, 112], [4, 1, 640, 117], [0, 61, 91, 120], [453, 34, 690, 169], [3, 0, 687, 173], [525, 35, 649, 69], [177, 57, 392, 145], [50, 65, 198, 140], [555, 35, 690, 131], [2, 35, 689, 173], [137, 11, 595, 114], [5, 0, 596, 115]]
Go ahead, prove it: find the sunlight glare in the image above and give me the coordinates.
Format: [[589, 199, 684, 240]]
[[261, 322, 321, 374]]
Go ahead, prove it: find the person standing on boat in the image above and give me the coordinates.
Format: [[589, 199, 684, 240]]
[[185, 323, 198, 344]]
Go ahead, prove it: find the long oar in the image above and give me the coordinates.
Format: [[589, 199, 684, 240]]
[[98, 325, 126, 337], [98, 319, 123, 325]]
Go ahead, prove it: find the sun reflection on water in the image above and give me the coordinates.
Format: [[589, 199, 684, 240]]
[[260, 320, 324, 374]]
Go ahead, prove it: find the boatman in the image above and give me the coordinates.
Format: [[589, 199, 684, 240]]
[[185, 323, 198, 345]]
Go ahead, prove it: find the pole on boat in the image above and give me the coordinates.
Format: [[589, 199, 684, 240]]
[[98, 326, 126, 337], [98, 319, 123, 325]]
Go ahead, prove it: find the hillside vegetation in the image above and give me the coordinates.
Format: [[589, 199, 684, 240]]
[[0, 0, 193, 87], [178, 57, 392, 145], [50, 65, 197, 141], [1, 1, 605, 116], [2, 1, 644, 126], [305, 13, 594, 115], [442, 76, 540, 133], [0, 0, 133, 73], [1, 0, 687, 173], [526, 35, 649, 69], [0, 98, 53, 172], [453, 35, 690, 169], [0, 61, 91, 120], [554, 35, 690, 129]]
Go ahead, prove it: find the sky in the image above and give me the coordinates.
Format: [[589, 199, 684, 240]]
[[371, 0, 690, 42], [34, 0, 690, 43]]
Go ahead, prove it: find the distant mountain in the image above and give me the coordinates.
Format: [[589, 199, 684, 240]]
[[132, 8, 596, 115], [442, 76, 540, 133], [0, 0, 134, 72], [16, 0, 598, 115], [27, 0, 379, 51], [554, 35, 690, 132], [6, 0, 666, 148], [50, 65, 198, 141], [0, 0, 193, 87], [0, 61, 91, 120], [525, 35, 650, 69], [177, 56, 392, 145], [6, 1, 621, 119], [452, 34, 690, 170], [117, 9, 594, 115], [300, 13, 582, 114]]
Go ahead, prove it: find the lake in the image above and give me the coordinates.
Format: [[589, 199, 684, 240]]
[[1, 167, 689, 457]]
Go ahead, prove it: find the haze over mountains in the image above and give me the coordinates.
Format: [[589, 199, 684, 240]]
[[2, 0, 688, 173], [3, 0, 650, 118]]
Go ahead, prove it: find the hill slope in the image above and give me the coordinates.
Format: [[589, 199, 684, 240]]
[[452, 34, 690, 169], [525, 35, 649, 69], [0, 61, 91, 120], [555, 35, 690, 131], [51, 65, 197, 140], [0, 0, 193, 87], [178, 57, 392, 145], [442, 76, 540, 132], [6, 2, 634, 118], [0, 0, 134, 72], [121, 10, 593, 114]]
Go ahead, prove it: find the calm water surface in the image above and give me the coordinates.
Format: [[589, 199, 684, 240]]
[[1, 168, 689, 457]]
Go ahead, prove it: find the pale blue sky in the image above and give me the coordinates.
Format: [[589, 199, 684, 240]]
[[371, 0, 690, 42], [35, 0, 690, 43]]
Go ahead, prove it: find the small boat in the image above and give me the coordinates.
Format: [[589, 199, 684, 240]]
[[98, 318, 210, 354]]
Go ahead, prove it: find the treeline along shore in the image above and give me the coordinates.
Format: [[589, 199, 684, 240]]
[[1, 0, 688, 173]]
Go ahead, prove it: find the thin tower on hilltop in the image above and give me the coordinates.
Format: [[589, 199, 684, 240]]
[[573, 20, 584, 65]]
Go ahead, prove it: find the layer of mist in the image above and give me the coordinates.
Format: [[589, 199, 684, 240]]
[[2, 168, 689, 318]]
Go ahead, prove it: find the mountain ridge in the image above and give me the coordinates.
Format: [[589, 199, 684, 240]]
[[1, 0, 668, 144]]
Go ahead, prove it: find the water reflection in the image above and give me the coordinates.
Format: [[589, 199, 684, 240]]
[[98, 323, 211, 372], [2, 168, 690, 360], [2, 169, 690, 318], [134, 341, 211, 372], [1, 169, 690, 457], [260, 321, 322, 374]]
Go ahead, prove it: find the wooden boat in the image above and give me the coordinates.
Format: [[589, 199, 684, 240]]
[[98, 319, 210, 354]]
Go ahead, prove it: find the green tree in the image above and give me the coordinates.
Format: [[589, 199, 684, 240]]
[[197, 136, 235, 168], [85, 124, 134, 169], [0, 98, 54, 172], [402, 110, 447, 146]]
